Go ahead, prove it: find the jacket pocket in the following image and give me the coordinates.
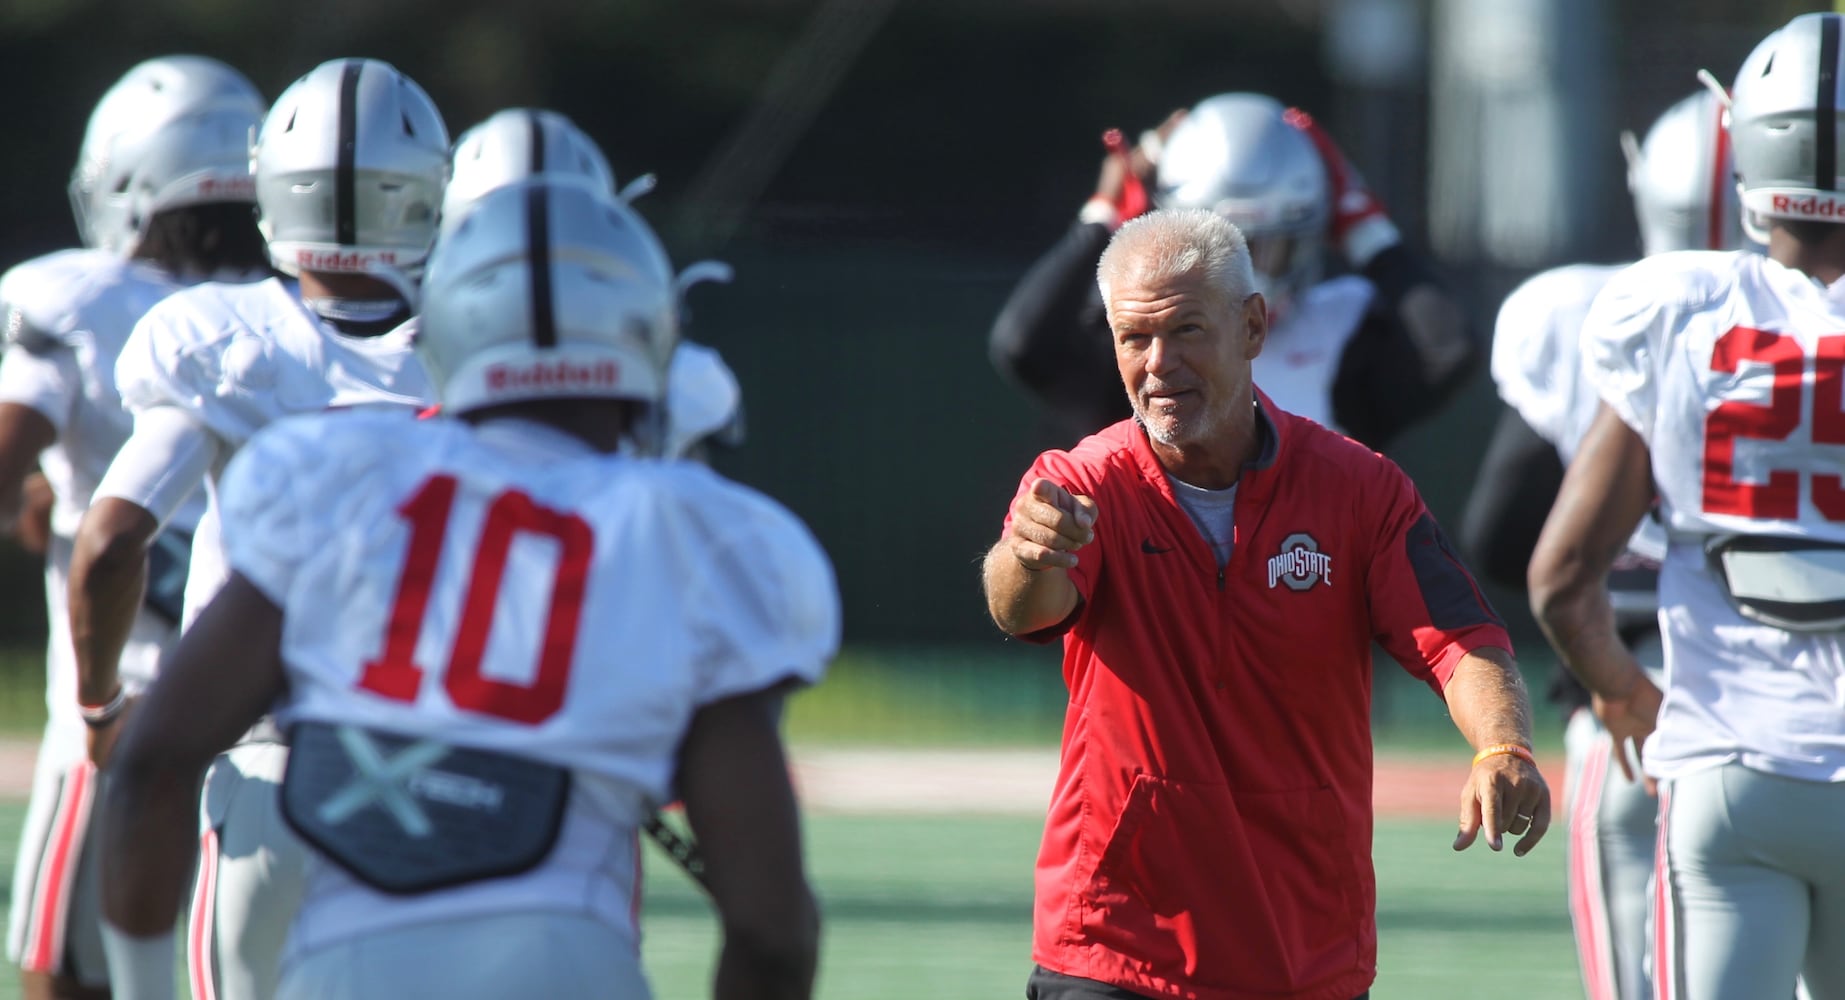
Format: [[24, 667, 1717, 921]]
[[1073, 774, 1362, 994]]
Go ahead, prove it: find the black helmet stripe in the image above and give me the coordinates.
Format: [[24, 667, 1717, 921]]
[[335, 59, 362, 245], [527, 110, 546, 175], [1820, 15, 1840, 191], [526, 183, 557, 347]]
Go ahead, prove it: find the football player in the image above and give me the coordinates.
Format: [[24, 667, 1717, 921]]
[[1531, 13, 1845, 997], [68, 58, 445, 1000], [439, 107, 746, 461], [1459, 88, 1746, 1000], [0, 56, 267, 1000], [96, 179, 838, 1000], [988, 92, 1478, 448]]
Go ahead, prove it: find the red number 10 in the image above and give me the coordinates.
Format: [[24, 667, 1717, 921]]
[[356, 474, 593, 724], [1703, 327, 1845, 521]]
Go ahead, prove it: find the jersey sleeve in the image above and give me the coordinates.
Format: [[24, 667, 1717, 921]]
[[215, 418, 330, 605], [686, 499, 841, 705], [115, 300, 216, 418], [0, 343, 80, 432], [999, 447, 1105, 642], [1579, 260, 1690, 446], [1364, 460, 1512, 692], [1489, 271, 1574, 450]]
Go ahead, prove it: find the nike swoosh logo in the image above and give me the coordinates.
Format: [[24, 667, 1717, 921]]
[[1142, 539, 1172, 555]]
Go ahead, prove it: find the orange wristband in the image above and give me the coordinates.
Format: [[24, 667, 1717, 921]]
[[1471, 743, 1535, 768]]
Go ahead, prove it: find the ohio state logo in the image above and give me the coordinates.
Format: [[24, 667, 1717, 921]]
[[1267, 532, 1332, 591], [1771, 193, 1845, 219], [485, 359, 621, 392]]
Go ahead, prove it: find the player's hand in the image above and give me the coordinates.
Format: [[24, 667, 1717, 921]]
[[1591, 674, 1662, 789], [1281, 107, 1397, 263], [85, 696, 137, 769], [14, 472, 52, 557], [1454, 750, 1550, 857], [1089, 110, 1187, 225], [1006, 478, 1098, 572]]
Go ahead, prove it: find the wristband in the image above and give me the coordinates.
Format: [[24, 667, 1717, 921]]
[[1471, 743, 1535, 768], [79, 686, 127, 729], [1078, 197, 1120, 228]]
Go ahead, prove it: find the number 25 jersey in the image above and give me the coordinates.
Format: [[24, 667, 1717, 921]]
[[215, 408, 842, 951], [1583, 249, 1845, 781]]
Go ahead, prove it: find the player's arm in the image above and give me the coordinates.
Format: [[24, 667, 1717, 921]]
[[678, 681, 818, 1000], [0, 404, 56, 549], [1527, 403, 1658, 779], [70, 406, 216, 758], [1329, 245, 1480, 449], [983, 477, 1096, 636], [1456, 405, 1566, 589], [98, 572, 283, 998], [0, 338, 80, 552], [987, 222, 1126, 432]]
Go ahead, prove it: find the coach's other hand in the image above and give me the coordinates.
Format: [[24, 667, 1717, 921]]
[[1454, 749, 1550, 857], [1007, 478, 1098, 572]]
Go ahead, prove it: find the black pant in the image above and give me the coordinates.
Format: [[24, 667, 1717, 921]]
[[1025, 966, 1369, 1000]]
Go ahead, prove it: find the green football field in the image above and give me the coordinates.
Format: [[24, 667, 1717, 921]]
[[639, 812, 1580, 1000], [0, 802, 1578, 999]]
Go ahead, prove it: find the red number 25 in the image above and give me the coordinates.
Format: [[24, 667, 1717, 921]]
[[1703, 326, 1845, 521], [356, 474, 593, 724]]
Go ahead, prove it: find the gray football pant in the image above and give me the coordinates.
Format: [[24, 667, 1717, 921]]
[[278, 911, 649, 999], [1657, 764, 1845, 999], [1566, 704, 1659, 1000], [190, 741, 307, 1000]]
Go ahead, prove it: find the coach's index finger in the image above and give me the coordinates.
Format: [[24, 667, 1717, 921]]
[[1026, 479, 1097, 546]]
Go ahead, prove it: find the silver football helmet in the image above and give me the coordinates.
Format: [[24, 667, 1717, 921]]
[[443, 109, 615, 238], [1621, 90, 1744, 255], [1726, 13, 1845, 242], [1155, 93, 1327, 307], [418, 179, 678, 413], [69, 56, 265, 256], [253, 58, 449, 281]]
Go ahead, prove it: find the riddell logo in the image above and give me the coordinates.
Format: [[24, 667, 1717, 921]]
[[485, 360, 621, 392], [295, 248, 398, 272], [1770, 194, 1845, 219], [196, 177, 255, 198]]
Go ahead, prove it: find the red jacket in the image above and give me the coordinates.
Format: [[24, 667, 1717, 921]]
[[1007, 396, 1511, 1000]]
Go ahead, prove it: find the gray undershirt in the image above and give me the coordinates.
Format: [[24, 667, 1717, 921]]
[[1168, 475, 1239, 567]]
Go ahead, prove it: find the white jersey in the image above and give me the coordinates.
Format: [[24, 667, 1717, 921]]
[[1493, 262, 1628, 465], [215, 409, 840, 958], [1250, 274, 1374, 433], [1493, 262, 1666, 622], [112, 277, 431, 621], [1583, 250, 1845, 782], [0, 249, 203, 756]]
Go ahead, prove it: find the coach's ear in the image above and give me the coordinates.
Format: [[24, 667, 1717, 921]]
[[1241, 293, 1268, 360]]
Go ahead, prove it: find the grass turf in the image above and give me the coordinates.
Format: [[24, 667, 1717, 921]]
[[639, 812, 1579, 1000], [0, 805, 1577, 999]]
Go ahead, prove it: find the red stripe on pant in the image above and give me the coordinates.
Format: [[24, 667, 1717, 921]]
[[1654, 784, 1676, 1000], [1569, 740, 1618, 1000], [21, 762, 95, 974], [190, 828, 220, 1000]]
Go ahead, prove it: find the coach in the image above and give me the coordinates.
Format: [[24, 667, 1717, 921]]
[[982, 209, 1548, 1000]]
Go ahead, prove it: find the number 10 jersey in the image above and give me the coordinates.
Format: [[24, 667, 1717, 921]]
[[214, 408, 842, 959], [1583, 249, 1845, 782]]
